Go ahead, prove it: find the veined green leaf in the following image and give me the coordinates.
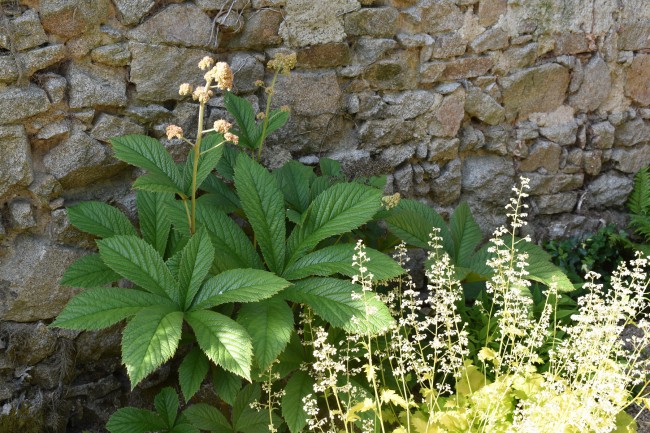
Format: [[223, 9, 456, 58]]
[[212, 366, 242, 406], [137, 191, 174, 257], [67, 201, 137, 238], [164, 200, 262, 272], [264, 109, 290, 140], [98, 235, 180, 303], [122, 305, 184, 387], [178, 229, 215, 309], [51, 288, 173, 330], [283, 243, 404, 282], [169, 416, 200, 433], [237, 297, 294, 370], [179, 348, 210, 403], [111, 134, 183, 191], [628, 166, 650, 215], [286, 183, 382, 266], [384, 198, 453, 253], [284, 277, 394, 335], [231, 385, 270, 433], [185, 309, 253, 381], [223, 92, 258, 149], [154, 387, 179, 427], [273, 160, 314, 213], [191, 268, 291, 311], [60, 253, 120, 288], [215, 144, 239, 181], [282, 371, 314, 433], [319, 158, 342, 178], [515, 238, 574, 292], [450, 202, 482, 267], [201, 175, 241, 213], [133, 172, 184, 195], [106, 407, 166, 433], [235, 153, 286, 274], [183, 404, 231, 433]]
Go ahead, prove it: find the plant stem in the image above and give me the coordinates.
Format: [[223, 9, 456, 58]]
[[190, 83, 210, 235], [256, 70, 280, 162]]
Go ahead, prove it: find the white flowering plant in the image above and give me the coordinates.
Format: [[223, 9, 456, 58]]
[[267, 179, 650, 433]]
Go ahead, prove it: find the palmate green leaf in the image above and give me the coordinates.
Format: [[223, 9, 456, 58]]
[[60, 253, 120, 288], [137, 191, 173, 257], [384, 198, 453, 253], [232, 385, 271, 433], [223, 92, 258, 149], [178, 229, 215, 309], [284, 277, 394, 335], [273, 160, 315, 213], [185, 309, 253, 381], [67, 201, 137, 238], [212, 366, 242, 406], [237, 297, 294, 370], [111, 134, 184, 192], [450, 202, 482, 267], [286, 182, 383, 266], [179, 348, 210, 402], [191, 269, 290, 311], [282, 371, 314, 433], [169, 415, 200, 433], [166, 200, 263, 272], [51, 288, 173, 330], [183, 404, 231, 433], [235, 153, 286, 274], [122, 305, 184, 388], [98, 235, 180, 302], [282, 243, 404, 282], [106, 407, 166, 433], [155, 387, 179, 427]]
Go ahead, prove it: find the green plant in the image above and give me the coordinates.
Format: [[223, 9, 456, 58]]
[[51, 54, 400, 411], [279, 179, 650, 433], [628, 166, 650, 240]]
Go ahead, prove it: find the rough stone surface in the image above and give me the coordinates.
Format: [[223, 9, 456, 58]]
[[626, 54, 650, 106], [470, 28, 509, 53], [90, 113, 146, 143], [129, 43, 214, 101], [426, 90, 466, 138], [584, 171, 634, 209], [67, 62, 127, 109], [0, 85, 50, 124], [569, 56, 611, 112], [0, 9, 47, 51], [128, 4, 213, 47], [500, 64, 570, 121], [43, 126, 123, 188], [534, 192, 578, 214], [518, 141, 562, 173], [273, 71, 342, 116], [618, 19, 650, 51], [344, 7, 399, 37], [465, 88, 505, 125], [611, 146, 650, 173], [615, 119, 650, 147], [478, 0, 507, 27], [112, 0, 155, 25], [590, 121, 616, 149], [279, 0, 359, 47], [39, 0, 111, 39], [0, 236, 82, 322], [0, 126, 33, 198]]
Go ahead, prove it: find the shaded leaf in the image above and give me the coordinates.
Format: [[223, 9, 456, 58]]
[[154, 387, 179, 427], [67, 201, 137, 239], [178, 229, 215, 309], [183, 404, 232, 433], [106, 407, 165, 433], [282, 371, 314, 433], [384, 198, 453, 253], [60, 253, 120, 288], [137, 191, 173, 257], [237, 298, 294, 370], [212, 366, 242, 406], [450, 202, 482, 266], [179, 348, 210, 403]]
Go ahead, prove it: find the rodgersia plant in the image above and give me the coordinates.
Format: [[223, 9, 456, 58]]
[[289, 178, 650, 433], [51, 53, 403, 432]]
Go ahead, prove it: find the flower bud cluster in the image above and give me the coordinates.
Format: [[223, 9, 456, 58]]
[[267, 52, 297, 75]]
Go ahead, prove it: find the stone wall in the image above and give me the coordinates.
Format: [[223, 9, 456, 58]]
[[0, 0, 649, 431]]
